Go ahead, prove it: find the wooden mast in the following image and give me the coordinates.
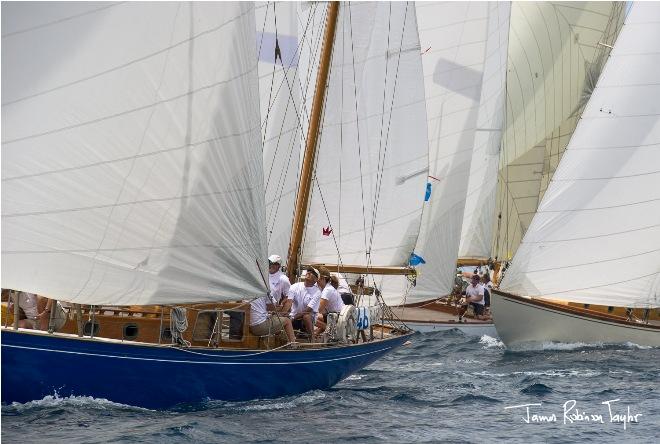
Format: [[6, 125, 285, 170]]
[[287, 1, 339, 281]]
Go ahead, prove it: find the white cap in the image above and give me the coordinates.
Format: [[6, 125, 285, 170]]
[[268, 254, 282, 264]]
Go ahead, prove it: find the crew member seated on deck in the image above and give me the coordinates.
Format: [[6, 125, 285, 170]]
[[249, 292, 296, 343], [332, 272, 354, 305], [267, 254, 291, 306], [457, 274, 485, 322], [287, 266, 321, 340], [7, 292, 53, 330], [316, 272, 345, 334]]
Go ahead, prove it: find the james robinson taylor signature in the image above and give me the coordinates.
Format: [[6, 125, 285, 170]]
[[504, 399, 643, 430]]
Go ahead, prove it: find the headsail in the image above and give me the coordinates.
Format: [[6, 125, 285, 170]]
[[300, 2, 429, 269], [405, 1, 493, 303], [2, 2, 268, 305], [458, 2, 511, 260], [500, 2, 660, 308]]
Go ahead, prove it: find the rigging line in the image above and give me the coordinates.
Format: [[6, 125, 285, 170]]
[[296, 3, 334, 268], [368, 1, 395, 261], [313, 175, 344, 267], [259, 1, 320, 132], [367, 2, 410, 269], [260, 4, 278, 151], [347, 2, 370, 260], [267, 2, 326, 237]]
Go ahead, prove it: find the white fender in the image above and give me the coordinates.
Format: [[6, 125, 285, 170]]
[[335, 305, 357, 343]]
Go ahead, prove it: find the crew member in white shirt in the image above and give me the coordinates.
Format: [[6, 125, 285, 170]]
[[458, 274, 485, 322], [267, 254, 291, 306], [7, 292, 51, 330], [249, 292, 296, 343], [331, 271, 354, 305], [316, 272, 345, 333], [287, 266, 321, 339]]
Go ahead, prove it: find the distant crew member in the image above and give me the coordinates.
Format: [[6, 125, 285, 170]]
[[458, 274, 485, 322]]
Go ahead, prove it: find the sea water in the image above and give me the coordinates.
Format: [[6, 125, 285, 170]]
[[2, 330, 658, 443]]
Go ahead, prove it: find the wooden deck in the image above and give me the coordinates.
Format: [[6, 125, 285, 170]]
[[387, 306, 492, 325]]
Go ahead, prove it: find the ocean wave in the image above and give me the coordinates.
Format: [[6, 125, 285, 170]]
[[449, 394, 502, 405], [479, 335, 505, 349], [5, 393, 148, 413], [513, 369, 602, 378], [520, 383, 553, 396]]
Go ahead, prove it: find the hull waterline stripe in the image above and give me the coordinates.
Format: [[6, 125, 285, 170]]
[[1, 343, 397, 365]]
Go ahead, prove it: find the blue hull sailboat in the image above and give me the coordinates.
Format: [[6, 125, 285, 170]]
[[1, 2, 425, 408], [2, 328, 410, 409]]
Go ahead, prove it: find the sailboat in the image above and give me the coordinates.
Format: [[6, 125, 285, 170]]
[[385, 1, 626, 335], [492, 1, 660, 348], [0, 2, 414, 409]]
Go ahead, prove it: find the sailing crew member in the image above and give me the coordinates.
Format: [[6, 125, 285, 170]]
[[7, 292, 51, 330], [332, 272, 354, 305], [458, 274, 485, 322], [249, 292, 296, 343], [316, 273, 345, 334], [287, 266, 321, 339], [481, 273, 493, 309], [268, 254, 291, 306]]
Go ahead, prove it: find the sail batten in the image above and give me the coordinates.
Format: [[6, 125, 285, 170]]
[[500, 2, 660, 309]]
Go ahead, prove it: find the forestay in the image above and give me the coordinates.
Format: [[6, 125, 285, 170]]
[[2, 3, 268, 305], [301, 2, 428, 268], [500, 2, 660, 308]]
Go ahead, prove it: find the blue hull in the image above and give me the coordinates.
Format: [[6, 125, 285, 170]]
[[1, 329, 411, 409]]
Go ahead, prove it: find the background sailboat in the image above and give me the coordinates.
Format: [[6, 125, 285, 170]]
[[492, 1, 660, 348], [385, 1, 626, 334]]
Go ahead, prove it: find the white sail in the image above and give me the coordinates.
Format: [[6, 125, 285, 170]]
[[500, 2, 660, 308], [256, 2, 301, 265], [2, 2, 268, 305], [494, 2, 624, 261], [300, 2, 428, 269], [458, 2, 511, 260], [405, 1, 491, 303]]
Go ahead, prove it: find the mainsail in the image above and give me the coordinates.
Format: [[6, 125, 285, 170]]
[[493, 1, 624, 262], [2, 2, 268, 305], [300, 2, 429, 269], [500, 1, 660, 308]]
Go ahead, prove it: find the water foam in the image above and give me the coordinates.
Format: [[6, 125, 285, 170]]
[[7, 393, 148, 412], [479, 334, 504, 349]]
